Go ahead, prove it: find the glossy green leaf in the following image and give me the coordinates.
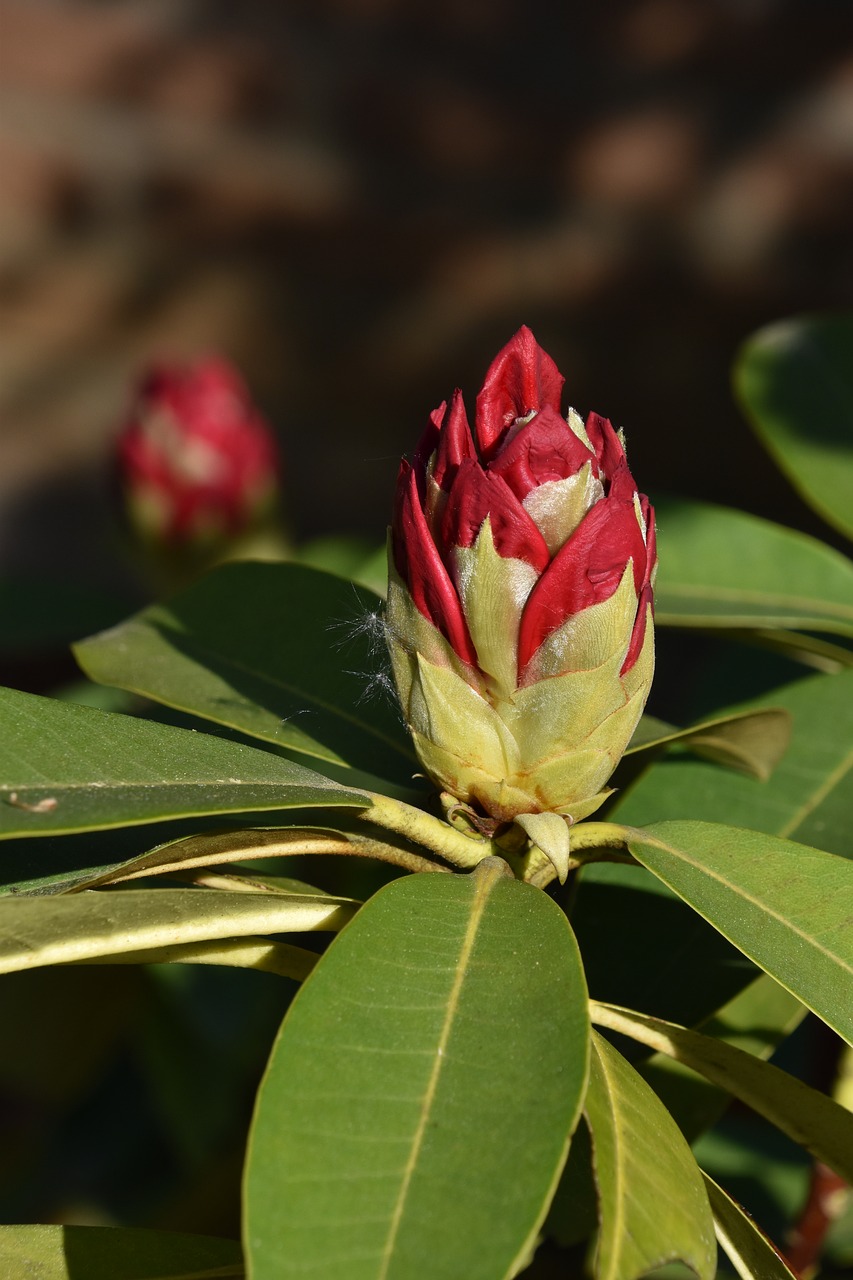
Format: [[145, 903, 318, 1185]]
[[624, 821, 853, 1044], [584, 1030, 716, 1280], [0, 686, 367, 841], [74, 561, 415, 781], [734, 312, 853, 540], [591, 1003, 853, 1183], [244, 859, 589, 1280], [612, 669, 853, 857], [0, 887, 356, 974], [652, 498, 853, 634], [0, 1223, 242, 1279], [626, 707, 791, 780], [703, 1172, 797, 1280]]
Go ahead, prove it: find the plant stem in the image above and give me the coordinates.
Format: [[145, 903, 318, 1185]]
[[569, 822, 631, 854], [359, 791, 495, 870], [524, 821, 632, 888]]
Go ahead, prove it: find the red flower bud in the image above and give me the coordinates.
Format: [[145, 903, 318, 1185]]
[[386, 327, 656, 844], [118, 358, 279, 548]]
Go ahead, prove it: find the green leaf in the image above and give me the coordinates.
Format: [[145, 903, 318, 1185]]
[[734, 312, 853, 540], [66, 823, 447, 893], [0, 1223, 242, 1279], [584, 1030, 716, 1280], [0, 686, 368, 840], [652, 498, 853, 634], [626, 707, 791, 780], [0, 887, 356, 974], [298, 536, 387, 596], [243, 859, 589, 1280], [624, 821, 853, 1044], [74, 561, 415, 781], [612, 669, 853, 857], [702, 1172, 797, 1280], [591, 1003, 853, 1184], [570, 860, 758, 1032], [639, 974, 805, 1143]]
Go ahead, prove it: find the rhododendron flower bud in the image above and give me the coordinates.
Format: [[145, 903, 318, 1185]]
[[118, 358, 279, 548], [386, 326, 656, 847]]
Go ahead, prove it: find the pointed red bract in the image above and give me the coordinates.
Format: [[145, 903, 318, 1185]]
[[475, 326, 565, 456], [429, 390, 477, 493], [489, 406, 598, 502], [393, 461, 478, 666], [391, 327, 655, 687], [517, 493, 648, 673], [441, 461, 550, 571]]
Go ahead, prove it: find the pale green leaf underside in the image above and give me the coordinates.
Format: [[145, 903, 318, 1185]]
[[702, 1172, 797, 1280], [0, 888, 357, 974], [244, 862, 590, 1280], [652, 498, 853, 634], [612, 669, 853, 857], [627, 707, 790, 780], [584, 1031, 716, 1280], [625, 821, 853, 1045], [591, 1003, 853, 1184], [66, 823, 444, 893], [0, 686, 367, 840], [74, 561, 416, 781], [0, 1223, 243, 1280], [734, 311, 853, 541]]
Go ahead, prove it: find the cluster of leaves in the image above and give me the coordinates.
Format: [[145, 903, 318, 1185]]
[[0, 314, 851, 1279]]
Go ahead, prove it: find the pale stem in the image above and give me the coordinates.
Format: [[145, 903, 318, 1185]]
[[359, 791, 495, 870], [568, 822, 631, 854], [524, 821, 632, 888]]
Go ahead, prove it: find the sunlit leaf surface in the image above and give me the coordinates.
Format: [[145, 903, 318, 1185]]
[[625, 821, 853, 1044], [244, 861, 589, 1280], [584, 1031, 716, 1280]]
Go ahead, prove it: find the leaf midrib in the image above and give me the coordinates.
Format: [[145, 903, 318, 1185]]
[[778, 745, 853, 839], [632, 831, 852, 976], [376, 870, 495, 1279]]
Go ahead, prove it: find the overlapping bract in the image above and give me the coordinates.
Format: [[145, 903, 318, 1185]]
[[386, 326, 656, 826]]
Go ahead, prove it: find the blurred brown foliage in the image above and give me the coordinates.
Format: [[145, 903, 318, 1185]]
[[0, 0, 851, 583]]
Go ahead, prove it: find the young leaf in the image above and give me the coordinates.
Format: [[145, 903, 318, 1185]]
[[702, 1172, 798, 1280], [734, 312, 853, 541], [74, 561, 416, 782], [584, 1031, 716, 1280], [243, 859, 589, 1280], [0, 888, 356, 974], [652, 498, 853, 635], [0, 686, 368, 840], [612, 669, 853, 857], [590, 1003, 853, 1184], [0, 1223, 242, 1279], [623, 821, 853, 1044]]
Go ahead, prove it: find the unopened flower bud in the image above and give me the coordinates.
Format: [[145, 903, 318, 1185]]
[[118, 358, 279, 549], [385, 327, 656, 839]]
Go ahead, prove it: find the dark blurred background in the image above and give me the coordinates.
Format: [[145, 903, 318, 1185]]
[[1, 0, 851, 584]]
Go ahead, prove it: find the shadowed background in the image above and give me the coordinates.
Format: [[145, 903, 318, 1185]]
[[1, 0, 851, 582]]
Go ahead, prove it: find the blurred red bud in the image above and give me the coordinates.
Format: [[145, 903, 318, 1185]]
[[118, 358, 280, 549]]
